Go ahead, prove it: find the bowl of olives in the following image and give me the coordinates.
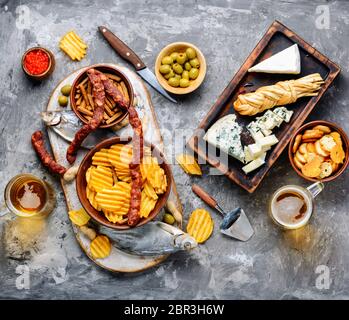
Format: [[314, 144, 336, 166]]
[[155, 42, 206, 95]]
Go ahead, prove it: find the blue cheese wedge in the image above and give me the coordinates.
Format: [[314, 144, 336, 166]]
[[273, 107, 293, 123], [242, 158, 265, 174], [204, 114, 245, 163], [248, 44, 301, 74]]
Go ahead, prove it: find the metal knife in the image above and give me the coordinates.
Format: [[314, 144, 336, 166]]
[[98, 26, 177, 103]]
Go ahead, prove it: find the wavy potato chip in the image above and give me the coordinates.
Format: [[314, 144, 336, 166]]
[[89, 166, 114, 192], [95, 183, 131, 212], [187, 209, 214, 244], [92, 149, 111, 167], [144, 180, 158, 200], [90, 235, 111, 259], [140, 190, 157, 218], [68, 208, 90, 226], [86, 186, 101, 211], [176, 154, 202, 175]]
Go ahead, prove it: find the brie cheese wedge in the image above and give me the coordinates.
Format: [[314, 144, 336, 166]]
[[248, 44, 301, 74], [204, 114, 245, 163]]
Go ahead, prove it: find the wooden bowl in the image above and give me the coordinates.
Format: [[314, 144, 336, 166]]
[[155, 42, 206, 95], [70, 64, 132, 129], [288, 120, 349, 182], [21, 47, 55, 80], [76, 136, 172, 230]]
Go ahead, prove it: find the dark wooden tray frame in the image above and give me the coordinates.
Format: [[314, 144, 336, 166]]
[[187, 20, 340, 193]]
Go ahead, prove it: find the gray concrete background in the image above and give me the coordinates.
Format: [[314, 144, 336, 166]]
[[0, 0, 349, 299]]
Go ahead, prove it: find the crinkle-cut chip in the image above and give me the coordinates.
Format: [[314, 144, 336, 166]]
[[186, 208, 214, 244], [86, 186, 101, 211], [92, 149, 111, 167], [330, 132, 343, 146], [108, 147, 132, 171], [104, 211, 124, 223], [140, 190, 157, 218], [143, 180, 158, 200], [116, 170, 131, 182], [301, 156, 322, 178], [86, 166, 93, 184], [95, 183, 131, 212], [68, 208, 90, 226], [89, 166, 114, 192], [90, 235, 111, 259], [330, 144, 345, 164], [176, 154, 202, 175], [155, 174, 167, 194]]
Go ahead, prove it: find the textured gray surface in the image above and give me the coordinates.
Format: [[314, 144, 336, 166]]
[[0, 0, 349, 299]]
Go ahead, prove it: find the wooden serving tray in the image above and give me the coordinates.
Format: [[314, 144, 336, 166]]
[[187, 20, 340, 193]]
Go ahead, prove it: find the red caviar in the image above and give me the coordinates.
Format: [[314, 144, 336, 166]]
[[24, 49, 50, 75]]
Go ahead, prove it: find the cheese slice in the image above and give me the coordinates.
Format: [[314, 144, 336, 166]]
[[242, 158, 265, 174], [257, 134, 279, 151], [248, 44, 301, 74]]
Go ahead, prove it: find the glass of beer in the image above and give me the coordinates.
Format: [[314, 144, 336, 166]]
[[1, 174, 56, 219], [269, 181, 324, 230]]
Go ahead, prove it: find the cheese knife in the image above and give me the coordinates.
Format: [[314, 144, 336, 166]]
[[98, 26, 177, 103]]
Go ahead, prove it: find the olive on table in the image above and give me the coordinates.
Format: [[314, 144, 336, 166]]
[[172, 63, 183, 74], [168, 77, 180, 87], [61, 84, 72, 96], [159, 64, 171, 74], [182, 70, 189, 80], [162, 55, 173, 65], [184, 62, 191, 71], [163, 213, 175, 225], [179, 78, 190, 88], [189, 67, 199, 80], [189, 58, 200, 68], [176, 53, 187, 65], [164, 69, 175, 79], [58, 95, 68, 106], [186, 47, 196, 60], [170, 52, 179, 62]]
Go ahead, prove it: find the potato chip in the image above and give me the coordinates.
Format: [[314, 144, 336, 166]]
[[95, 183, 131, 212], [108, 146, 132, 171], [140, 190, 157, 218], [90, 235, 111, 259], [144, 180, 158, 200], [187, 209, 214, 244], [59, 31, 87, 61], [301, 156, 322, 178], [68, 208, 90, 226], [92, 149, 111, 167], [104, 211, 124, 223], [330, 144, 345, 164], [116, 170, 132, 183], [89, 166, 114, 192], [330, 132, 342, 146], [86, 167, 92, 184], [86, 186, 101, 211], [176, 154, 202, 175]]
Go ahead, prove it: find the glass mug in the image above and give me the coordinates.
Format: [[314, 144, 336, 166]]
[[269, 182, 324, 230], [0, 174, 56, 219]]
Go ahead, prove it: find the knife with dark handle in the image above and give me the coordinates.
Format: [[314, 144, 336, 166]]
[[98, 26, 177, 103]]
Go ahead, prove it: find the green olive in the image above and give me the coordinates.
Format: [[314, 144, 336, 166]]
[[172, 63, 183, 74], [168, 77, 180, 87], [61, 84, 72, 96], [159, 64, 171, 74], [189, 68, 199, 80], [170, 52, 179, 62], [176, 53, 187, 65], [182, 70, 189, 80], [186, 47, 196, 60], [174, 74, 181, 81], [179, 78, 190, 88], [58, 95, 68, 106], [163, 213, 175, 225], [162, 56, 173, 65], [184, 62, 191, 71], [164, 69, 175, 79], [190, 58, 200, 68]]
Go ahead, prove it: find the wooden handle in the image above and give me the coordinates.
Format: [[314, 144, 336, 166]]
[[192, 184, 217, 209], [99, 26, 146, 71]]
